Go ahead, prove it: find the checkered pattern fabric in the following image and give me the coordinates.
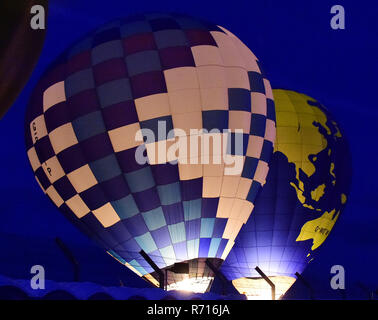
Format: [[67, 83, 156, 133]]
[[25, 13, 276, 280]]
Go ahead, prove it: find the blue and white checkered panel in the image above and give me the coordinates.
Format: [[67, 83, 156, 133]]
[[25, 13, 275, 279]]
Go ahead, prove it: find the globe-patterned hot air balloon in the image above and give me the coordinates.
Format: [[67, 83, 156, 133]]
[[221, 89, 351, 299], [25, 13, 276, 292]]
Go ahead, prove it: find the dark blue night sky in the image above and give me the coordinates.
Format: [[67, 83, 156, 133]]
[[0, 0, 377, 298]]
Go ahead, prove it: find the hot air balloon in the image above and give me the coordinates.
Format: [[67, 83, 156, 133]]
[[0, 1, 48, 119], [221, 89, 351, 299], [25, 13, 276, 292]]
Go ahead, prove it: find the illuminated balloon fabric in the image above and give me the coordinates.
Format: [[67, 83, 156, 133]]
[[25, 13, 276, 289], [221, 90, 351, 299], [0, 0, 48, 119]]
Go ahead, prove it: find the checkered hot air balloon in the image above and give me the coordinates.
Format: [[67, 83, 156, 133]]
[[25, 13, 276, 292]]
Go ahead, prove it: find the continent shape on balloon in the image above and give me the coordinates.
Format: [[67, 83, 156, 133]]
[[221, 89, 351, 299]]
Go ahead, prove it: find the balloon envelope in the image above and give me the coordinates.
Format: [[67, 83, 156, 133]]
[[222, 89, 351, 299], [25, 13, 276, 291], [0, 1, 48, 119]]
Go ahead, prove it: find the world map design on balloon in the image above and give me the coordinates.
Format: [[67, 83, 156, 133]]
[[222, 89, 351, 299], [274, 90, 350, 252]]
